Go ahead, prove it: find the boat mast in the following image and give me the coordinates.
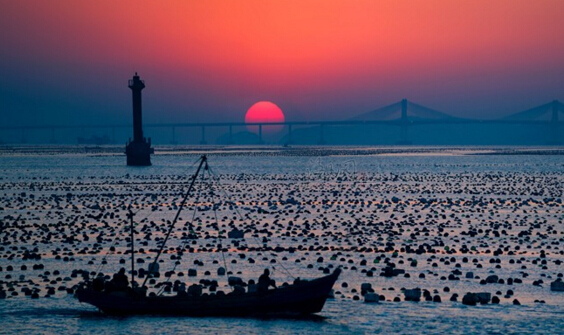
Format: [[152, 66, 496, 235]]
[[141, 155, 207, 288], [128, 209, 135, 287]]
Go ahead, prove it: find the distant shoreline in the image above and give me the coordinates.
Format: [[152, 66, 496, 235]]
[[0, 144, 563, 157]]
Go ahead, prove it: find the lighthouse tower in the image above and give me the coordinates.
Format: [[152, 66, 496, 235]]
[[125, 73, 152, 166]]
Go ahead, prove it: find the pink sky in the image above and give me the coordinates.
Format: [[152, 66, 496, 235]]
[[1, 0, 563, 126]]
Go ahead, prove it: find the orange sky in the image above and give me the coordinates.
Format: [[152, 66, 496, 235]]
[[1, 0, 563, 125]]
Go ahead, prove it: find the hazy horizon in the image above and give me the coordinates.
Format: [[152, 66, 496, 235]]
[[1, 1, 563, 129]]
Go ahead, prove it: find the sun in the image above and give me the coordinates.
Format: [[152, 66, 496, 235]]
[[245, 101, 285, 133]]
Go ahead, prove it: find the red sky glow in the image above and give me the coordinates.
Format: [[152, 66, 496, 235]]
[[0, 0, 563, 127]]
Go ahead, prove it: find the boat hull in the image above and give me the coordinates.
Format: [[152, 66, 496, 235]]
[[76, 268, 340, 317]]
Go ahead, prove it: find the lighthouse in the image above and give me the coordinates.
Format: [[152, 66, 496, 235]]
[[125, 72, 152, 166]]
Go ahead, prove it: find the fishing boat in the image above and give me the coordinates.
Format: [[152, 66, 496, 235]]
[[75, 155, 340, 316]]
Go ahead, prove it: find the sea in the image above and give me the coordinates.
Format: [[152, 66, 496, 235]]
[[1, 145, 563, 335]]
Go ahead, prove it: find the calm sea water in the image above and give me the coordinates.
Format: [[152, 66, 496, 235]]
[[1, 146, 563, 334], [2, 295, 563, 335]]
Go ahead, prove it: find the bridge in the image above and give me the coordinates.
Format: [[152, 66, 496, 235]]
[[1, 100, 563, 145]]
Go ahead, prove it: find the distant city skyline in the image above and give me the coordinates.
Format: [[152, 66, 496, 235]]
[[1, 1, 563, 128]]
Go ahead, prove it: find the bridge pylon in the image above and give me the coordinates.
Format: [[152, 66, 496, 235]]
[[397, 99, 412, 144], [548, 100, 561, 145]]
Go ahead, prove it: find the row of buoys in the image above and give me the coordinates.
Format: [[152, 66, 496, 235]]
[[1, 162, 563, 308]]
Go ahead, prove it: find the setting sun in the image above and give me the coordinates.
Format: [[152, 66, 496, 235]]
[[245, 101, 285, 133]]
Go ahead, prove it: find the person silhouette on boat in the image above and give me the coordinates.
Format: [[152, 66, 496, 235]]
[[258, 269, 276, 292], [109, 268, 129, 291], [92, 276, 105, 292]]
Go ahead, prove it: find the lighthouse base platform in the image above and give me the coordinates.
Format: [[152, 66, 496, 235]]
[[126, 139, 152, 166]]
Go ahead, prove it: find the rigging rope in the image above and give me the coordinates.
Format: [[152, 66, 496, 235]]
[[94, 202, 143, 276], [206, 166, 230, 279], [206, 165, 296, 280], [94, 156, 202, 287], [156, 159, 212, 295], [141, 155, 207, 289], [156, 158, 232, 295]]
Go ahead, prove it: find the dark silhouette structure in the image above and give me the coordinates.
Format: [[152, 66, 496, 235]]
[[258, 268, 276, 292], [2, 99, 563, 145], [125, 73, 152, 166], [503, 99, 563, 145]]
